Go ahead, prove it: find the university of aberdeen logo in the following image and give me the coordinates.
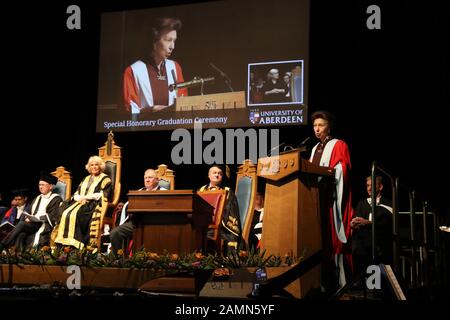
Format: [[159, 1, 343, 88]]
[[249, 109, 261, 124]]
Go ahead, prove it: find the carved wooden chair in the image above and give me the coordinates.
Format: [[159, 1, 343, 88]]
[[235, 159, 258, 246], [49, 166, 72, 248], [51, 166, 72, 200], [197, 189, 227, 253], [155, 164, 175, 190], [90, 131, 122, 250]]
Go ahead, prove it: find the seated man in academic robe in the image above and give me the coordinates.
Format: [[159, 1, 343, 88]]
[[0, 189, 31, 242], [198, 165, 241, 253], [0, 173, 62, 251], [351, 176, 393, 276]]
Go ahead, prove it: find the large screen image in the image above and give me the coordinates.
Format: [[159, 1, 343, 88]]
[[97, 0, 310, 132]]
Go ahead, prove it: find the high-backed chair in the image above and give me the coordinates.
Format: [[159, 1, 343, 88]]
[[155, 164, 175, 190], [49, 166, 72, 248], [235, 159, 258, 246], [197, 189, 227, 252], [91, 131, 122, 250], [51, 166, 72, 200]]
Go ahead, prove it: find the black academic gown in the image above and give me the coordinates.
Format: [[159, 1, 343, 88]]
[[199, 185, 241, 249], [352, 196, 393, 273], [55, 173, 112, 249], [26, 193, 63, 247]]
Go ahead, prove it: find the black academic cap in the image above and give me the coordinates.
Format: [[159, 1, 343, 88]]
[[39, 171, 58, 185], [11, 188, 29, 198]]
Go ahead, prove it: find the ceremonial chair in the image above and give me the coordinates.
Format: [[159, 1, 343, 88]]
[[235, 159, 258, 246], [48, 166, 72, 248], [197, 189, 227, 253], [51, 166, 72, 200], [156, 164, 175, 190], [91, 131, 122, 250]]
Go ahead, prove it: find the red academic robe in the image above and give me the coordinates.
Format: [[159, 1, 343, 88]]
[[311, 138, 354, 285], [328, 140, 353, 254], [311, 139, 353, 254], [123, 59, 187, 113]]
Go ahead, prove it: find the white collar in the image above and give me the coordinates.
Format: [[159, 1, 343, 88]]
[[41, 192, 52, 199], [366, 195, 382, 205]]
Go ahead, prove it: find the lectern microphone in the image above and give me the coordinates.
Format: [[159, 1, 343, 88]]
[[169, 77, 215, 91], [297, 137, 311, 148], [269, 142, 285, 156]]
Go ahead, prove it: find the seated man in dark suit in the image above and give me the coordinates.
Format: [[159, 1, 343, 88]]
[[351, 176, 393, 276], [0, 173, 62, 251], [110, 168, 167, 253]]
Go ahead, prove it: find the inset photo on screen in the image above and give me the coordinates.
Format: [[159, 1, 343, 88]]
[[247, 60, 304, 106]]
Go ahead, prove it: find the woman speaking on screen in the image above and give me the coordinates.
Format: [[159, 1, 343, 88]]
[[123, 17, 188, 114]]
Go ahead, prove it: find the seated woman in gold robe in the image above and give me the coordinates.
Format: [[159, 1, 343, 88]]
[[55, 156, 112, 249]]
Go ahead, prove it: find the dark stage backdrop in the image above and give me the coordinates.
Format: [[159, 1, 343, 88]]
[[0, 1, 448, 221]]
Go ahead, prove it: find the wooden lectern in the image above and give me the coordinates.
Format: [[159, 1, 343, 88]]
[[257, 148, 334, 298], [127, 190, 213, 254]]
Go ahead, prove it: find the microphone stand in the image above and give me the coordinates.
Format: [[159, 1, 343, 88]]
[[223, 77, 234, 92], [200, 78, 205, 95], [269, 142, 285, 156], [210, 63, 234, 92]]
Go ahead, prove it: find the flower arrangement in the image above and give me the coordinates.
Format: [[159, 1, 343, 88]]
[[218, 247, 302, 269], [0, 246, 220, 270], [0, 246, 301, 271]]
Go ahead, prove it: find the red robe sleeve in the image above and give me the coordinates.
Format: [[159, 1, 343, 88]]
[[175, 61, 188, 98], [123, 66, 141, 113], [328, 140, 354, 254]]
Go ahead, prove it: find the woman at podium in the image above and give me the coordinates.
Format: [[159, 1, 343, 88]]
[[123, 17, 188, 114], [310, 110, 354, 289]]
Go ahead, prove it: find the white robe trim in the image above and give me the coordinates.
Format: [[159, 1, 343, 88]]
[[130, 59, 177, 114], [119, 202, 129, 225], [335, 253, 347, 288], [366, 198, 393, 214], [31, 193, 60, 247], [310, 138, 338, 167], [311, 139, 347, 244]]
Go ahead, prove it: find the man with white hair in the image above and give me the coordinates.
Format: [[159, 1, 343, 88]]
[[198, 165, 241, 252], [262, 68, 288, 103], [109, 168, 167, 253]]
